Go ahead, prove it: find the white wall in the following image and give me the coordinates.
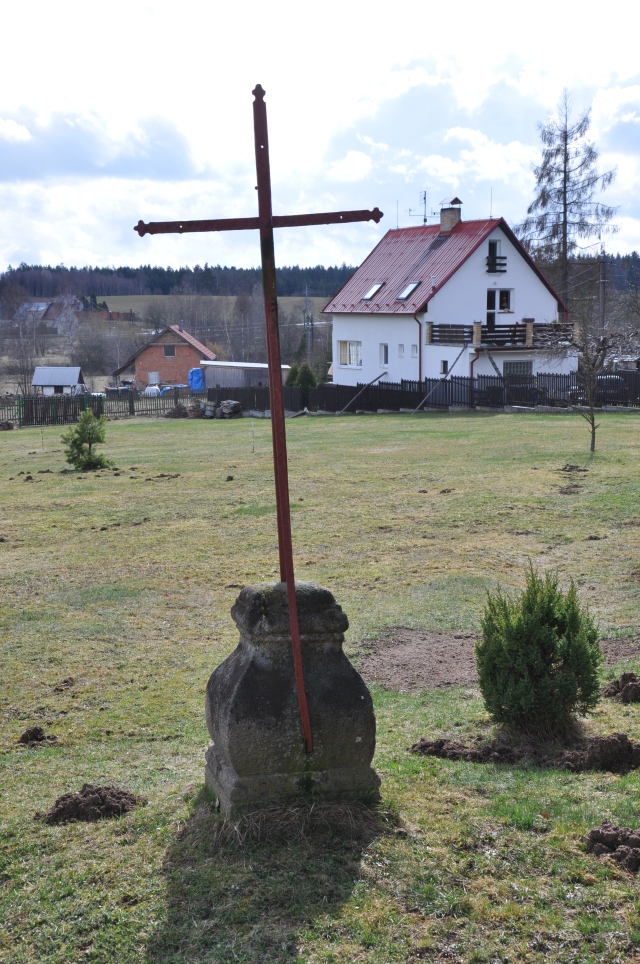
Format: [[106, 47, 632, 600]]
[[427, 226, 560, 328], [332, 314, 422, 386]]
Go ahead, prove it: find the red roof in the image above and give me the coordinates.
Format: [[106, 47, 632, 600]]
[[168, 325, 216, 359], [324, 218, 565, 315]]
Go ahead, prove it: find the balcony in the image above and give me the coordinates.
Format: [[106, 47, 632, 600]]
[[481, 325, 526, 347], [428, 322, 574, 348], [486, 255, 507, 274]]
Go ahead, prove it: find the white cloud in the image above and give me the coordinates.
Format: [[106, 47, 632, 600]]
[[328, 151, 373, 183], [0, 118, 31, 143]]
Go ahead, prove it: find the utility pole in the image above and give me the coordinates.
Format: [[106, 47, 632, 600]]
[[599, 255, 606, 337]]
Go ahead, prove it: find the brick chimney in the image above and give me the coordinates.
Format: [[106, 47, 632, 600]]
[[440, 197, 462, 234]]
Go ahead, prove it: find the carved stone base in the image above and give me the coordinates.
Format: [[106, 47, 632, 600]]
[[204, 582, 381, 816]]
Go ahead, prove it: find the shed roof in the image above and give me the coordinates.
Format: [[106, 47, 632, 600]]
[[200, 361, 290, 370], [112, 325, 216, 376], [32, 366, 84, 386], [323, 218, 565, 315]]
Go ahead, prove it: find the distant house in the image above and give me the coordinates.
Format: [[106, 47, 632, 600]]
[[112, 326, 216, 388], [324, 199, 576, 385], [200, 360, 290, 390], [32, 366, 86, 396]]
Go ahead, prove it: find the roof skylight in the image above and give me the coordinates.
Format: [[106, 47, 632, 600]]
[[362, 282, 384, 301], [396, 281, 420, 301]]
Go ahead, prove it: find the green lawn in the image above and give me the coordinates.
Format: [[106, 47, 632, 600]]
[[1, 411, 640, 963]]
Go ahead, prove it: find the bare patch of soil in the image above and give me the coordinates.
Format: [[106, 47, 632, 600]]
[[357, 629, 640, 692], [603, 672, 640, 702], [43, 784, 146, 824], [411, 732, 640, 773], [587, 821, 640, 872]]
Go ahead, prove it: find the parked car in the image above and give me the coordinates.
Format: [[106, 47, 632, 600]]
[[106, 386, 139, 397], [570, 375, 629, 407], [144, 385, 162, 397]]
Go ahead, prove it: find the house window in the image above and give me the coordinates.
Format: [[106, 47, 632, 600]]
[[362, 282, 384, 301], [486, 290, 496, 331], [440, 359, 448, 375], [338, 340, 362, 367], [411, 344, 418, 359], [397, 281, 420, 301], [148, 371, 160, 385], [487, 239, 506, 273], [398, 344, 404, 358], [499, 289, 511, 311], [163, 345, 176, 357], [379, 343, 389, 367], [503, 360, 533, 376]]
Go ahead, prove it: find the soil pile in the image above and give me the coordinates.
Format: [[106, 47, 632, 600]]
[[54, 677, 74, 692], [586, 821, 640, 872], [603, 672, 640, 703], [18, 726, 57, 746], [411, 732, 640, 773], [44, 783, 146, 824], [163, 404, 188, 419]]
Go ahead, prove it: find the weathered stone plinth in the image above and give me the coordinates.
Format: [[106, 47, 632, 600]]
[[205, 582, 380, 815]]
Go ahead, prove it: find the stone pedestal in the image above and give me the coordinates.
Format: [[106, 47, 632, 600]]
[[205, 582, 380, 815]]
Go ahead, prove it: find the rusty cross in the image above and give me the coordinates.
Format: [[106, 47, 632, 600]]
[[134, 84, 383, 754]]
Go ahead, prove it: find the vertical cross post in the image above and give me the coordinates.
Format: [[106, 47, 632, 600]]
[[252, 84, 313, 753]]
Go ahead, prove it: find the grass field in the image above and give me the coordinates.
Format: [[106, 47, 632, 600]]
[[1, 410, 640, 963], [101, 294, 328, 321]]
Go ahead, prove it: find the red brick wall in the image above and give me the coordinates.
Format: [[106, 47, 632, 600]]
[[134, 342, 203, 387]]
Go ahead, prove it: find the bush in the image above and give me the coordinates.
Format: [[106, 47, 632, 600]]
[[475, 567, 602, 733], [61, 410, 112, 471], [295, 362, 317, 407], [285, 363, 300, 387]]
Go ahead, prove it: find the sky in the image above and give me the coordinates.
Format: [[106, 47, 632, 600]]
[[0, 0, 639, 273]]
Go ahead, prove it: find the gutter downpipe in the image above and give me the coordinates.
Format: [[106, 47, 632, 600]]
[[469, 348, 480, 410], [414, 311, 422, 384]]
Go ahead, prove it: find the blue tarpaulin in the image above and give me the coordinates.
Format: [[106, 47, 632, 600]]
[[188, 368, 205, 392]]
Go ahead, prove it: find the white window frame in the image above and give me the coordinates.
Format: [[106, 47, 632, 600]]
[[397, 281, 420, 301], [148, 371, 160, 385], [362, 282, 384, 301], [398, 344, 405, 358], [411, 344, 418, 359], [338, 340, 362, 368], [379, 343, 389, 367]]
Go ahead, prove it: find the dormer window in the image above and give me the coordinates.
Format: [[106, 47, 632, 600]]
[[362, 282, 384, 301], [396, 281, 420, 301]]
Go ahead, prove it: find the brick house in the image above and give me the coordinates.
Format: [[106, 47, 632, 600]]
[[112, 326, 216, 388]]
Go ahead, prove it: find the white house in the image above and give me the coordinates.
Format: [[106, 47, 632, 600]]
[[324, 200, 576, 385], [31, 366, 86, 396]]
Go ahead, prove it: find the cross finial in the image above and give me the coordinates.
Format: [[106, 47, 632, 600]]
[[252, 84, 266, 102]]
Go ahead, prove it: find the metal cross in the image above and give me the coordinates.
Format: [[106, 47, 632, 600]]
[[134, 84, 383, 753]]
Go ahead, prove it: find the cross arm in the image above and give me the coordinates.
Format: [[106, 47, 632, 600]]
[[134, 207, 383, 237]]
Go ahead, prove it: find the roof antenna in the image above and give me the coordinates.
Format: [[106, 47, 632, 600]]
[[409, 190, 437, 225]]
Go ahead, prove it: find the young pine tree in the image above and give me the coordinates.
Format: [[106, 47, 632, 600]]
[[61, 410, 112, 471]]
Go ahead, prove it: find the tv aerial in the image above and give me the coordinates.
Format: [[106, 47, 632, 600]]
[[408, 190, 438, 226]]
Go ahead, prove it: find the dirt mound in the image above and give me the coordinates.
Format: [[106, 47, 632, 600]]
[[602, 672, 640, 702], [44, 783, 146, 824], [411, 732, 640, 773], [163, 403, 188, 419], [18, 726, 57, 746], [586, 821, 640, 872], [54, 677, 74, 692], [357, 629, 640, 692], [410, 737, 522, 764]]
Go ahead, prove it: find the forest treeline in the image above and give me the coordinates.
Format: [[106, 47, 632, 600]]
[[1, 262, 357, 299]]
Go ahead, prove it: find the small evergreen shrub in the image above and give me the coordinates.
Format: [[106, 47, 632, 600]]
[[61, 410, 112, 471], [285, 363, 300, 387], [295, 362, 317, 407], [475, 567, 602, 732]]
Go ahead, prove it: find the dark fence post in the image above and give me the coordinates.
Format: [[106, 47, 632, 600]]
[[174, 386, 179, 406], [128, 390, 135, 416], [18, 395, 22, 428]]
